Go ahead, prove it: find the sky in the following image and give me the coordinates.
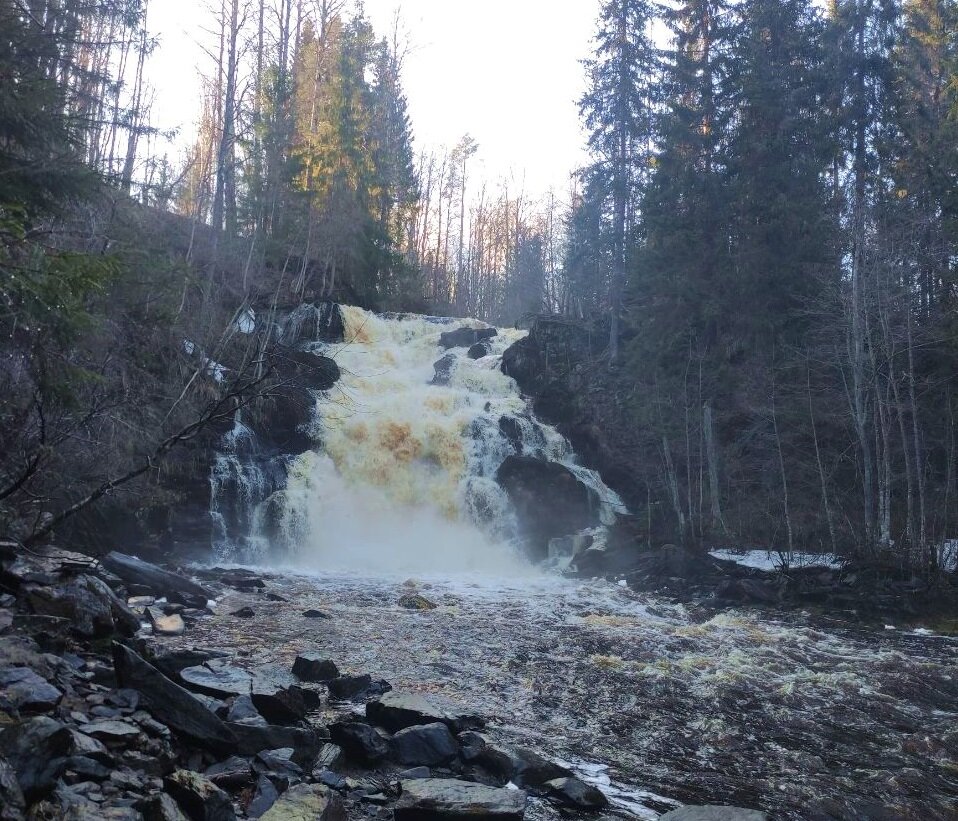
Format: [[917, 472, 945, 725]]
[[146, 0, 601, 197]]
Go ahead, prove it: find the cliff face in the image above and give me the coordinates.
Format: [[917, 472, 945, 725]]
[[501, 319, 642, 514]]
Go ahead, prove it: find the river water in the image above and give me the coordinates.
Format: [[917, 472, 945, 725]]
[[178, 568, 958, 820]]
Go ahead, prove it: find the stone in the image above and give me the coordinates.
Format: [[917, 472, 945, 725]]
[[659, 808, 769, 821], [367, 691, 482, 733], [152, 649, 231, 680], [301, 609, 331, 619], [431, 353, 457, 386], [399, 766, 431, 779], [226, 722, 324, 766], [0, 667, 62, 712], [253, 748, 302, 788], [164, 770, 235, 821], [468, 341, 491, 359], [149, 610, 186, 637], [390, 722, 458, 767], [495, 456, 601, 561], [0, 716, 73, 799], [395, 778, 526, 820], [101, 552, 212, 600], [247, 774, 279, 818], [24, 575, 140, 638], [543, 777, 608, 810], [77, 719, 142, 744], [61, 755, 112, 782], [329, 722, 389, 765], [250, 666, 306, 724], [477, 745, 571, 787], [326, 673, 372, 701], [258, 783, 346, 821], [112, 643, 236, 751], [0, 756, 26, 821], [205, 756, 254, 790], [127, 596, 155, 608], [457, 731, 487, 762], [179, 661, 253, 698], [291, 654, 339, 683], [230, 607, 256, 619], [315, 743, 343, 771], [138, 793, 189, 821], [399, 593, 437, 610], [439, 326, 498, 350], [227, 695, 265, 725]]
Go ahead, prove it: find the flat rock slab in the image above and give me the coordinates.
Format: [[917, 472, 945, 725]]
[[180, 662, 253, 698], [101, 552, 212, 599], [259, 783, 346, 821], [395, 778, 526, 820], [77, 719, 142, 743], [660, 807, 769, 821], [366, 691, 450, 732], [390, 722, 458, 766], [150, 611, 186, 636], [0, 667, 62, 711]]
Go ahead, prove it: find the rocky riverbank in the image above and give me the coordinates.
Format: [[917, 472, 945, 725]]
[[0, 542, 780, 820]]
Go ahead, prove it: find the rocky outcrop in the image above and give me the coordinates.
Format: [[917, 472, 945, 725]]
[[494, 456, 601, 560], [439, 326, 497, 350]]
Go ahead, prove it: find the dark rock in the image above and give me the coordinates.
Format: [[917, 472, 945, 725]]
[[367, 691, 482, 733], [316, 768, 346, 790], [0, 756, 26, 820], [168, 591, 209, 610], [431, 353, 457, 386], [250, 666, 306, 724], [495, 456, 601, 560], [205, 756, 253, 790], [390, 722, 458, 767], [439, 326, 498, 350], [230, 606, 256, 619], [315, 743, 343, 771], [179, 661, 253, 698], [659, 808, 769, 821], [24, 575, 140, 639], [280, 301, 345, 346], [265, 593, 288, 603], [302, 609, 331, 619], [112, 643, 236, 751], [399, 593, 437, 610], [0, 716, 73, 799], [457, 731, 487, 762], [477, 744, 571, 788], [257, 783, 345, 821], [329, 722, 388, 765], [247, 774, 279, 817], [544, 776, 608, 810], [272, 348, 341, 392], [715, 578, 781, 605], [0, 667, 61, 712], [395, 778, 526, 820], [467, 341, 491, 359], [327, 673, 371, 701], [253, 748, 302, 788], [77, 719, 143, 744], [226, 722, 324, 766], [399, 766, 431, 779], [61, 755, 112, 782], [291, 654, 339, 683], [101, 552, 212, 600], [138, 792, 189, 821], [164, 769, 236, 821]]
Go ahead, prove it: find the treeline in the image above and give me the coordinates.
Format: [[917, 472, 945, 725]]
[[566, 0, 958, 570]]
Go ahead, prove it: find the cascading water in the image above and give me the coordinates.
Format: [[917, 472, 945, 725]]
[[212, 304, 625, 574]]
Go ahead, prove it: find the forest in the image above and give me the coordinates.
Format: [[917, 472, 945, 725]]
[[2, 0, 958, 574]]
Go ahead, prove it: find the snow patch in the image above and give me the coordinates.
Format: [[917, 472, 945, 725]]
[[709, 549, 842, 571]]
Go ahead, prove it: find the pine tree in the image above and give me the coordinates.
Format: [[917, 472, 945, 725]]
[[579, 0, 657, 361]]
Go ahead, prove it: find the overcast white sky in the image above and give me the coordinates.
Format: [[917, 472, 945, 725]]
[[146, 1, 600, 197]]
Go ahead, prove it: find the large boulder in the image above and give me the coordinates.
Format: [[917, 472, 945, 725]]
[[259, 784, 346, 821], [495, 456, 601, 560], [164, 770, 235, 821], [101, 553, 212, 600], [24, 575, 140, 638], [226, 722, 324, 765], [366, 691, 482, 733], [389, 723, 459, 767], [395, 778, 526, 820], [439, 326, 497, 350], [328, 722, 388, 765], [112, 643, 236, 751]]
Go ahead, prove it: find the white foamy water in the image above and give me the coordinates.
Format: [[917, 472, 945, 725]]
[[242, 306, 624, 574]]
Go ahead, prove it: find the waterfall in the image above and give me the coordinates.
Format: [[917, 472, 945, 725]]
[[212, 305, 625, 574]]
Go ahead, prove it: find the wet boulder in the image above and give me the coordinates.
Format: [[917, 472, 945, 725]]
[[329, 722, 388, 765], [476, 744, 571, 788], [439, 326, 498, 350], [291, 654, 338, 683], [0, 667, 62, 712], [226, 722, 324, 766], [395, 778, 526, 820], [544, 776, 608, 810], [271, 348, 340, 392], [367, 691, 460, 733], [495, 456, 601, 560], [431, 353, 457, 387], [468, 341, 491, 359], [250, 666, 307, 724], [0, 716, 74, 799], [389, 722, 459, 767], [24, 575, 140, 639], [101, 552, 212, 600]]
